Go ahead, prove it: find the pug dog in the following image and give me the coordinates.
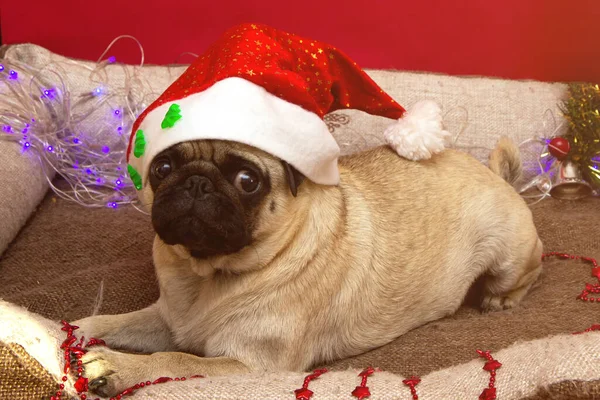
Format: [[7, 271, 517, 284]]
[[73, 137, 542, 397]]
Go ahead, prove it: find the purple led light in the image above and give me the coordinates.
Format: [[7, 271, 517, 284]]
[[92, 87, 104, 96], [107, 202, 118, 209], [2, 125, 12, 133], [108, 56, 116, 63], [543, 156, 554, 173], [116, 179, 122, 186], [47, 146, 54, 152], [9, 70, 18, 80], [22, 128, 29, 134], [85, 168, 93, 174], [42, 88, 56, 99], [114, 109, 121, 116], [23, 142, 31, 149], [102, 146, 110, 154], [0, 64, 4, 72], [73, 138, 80, 144]]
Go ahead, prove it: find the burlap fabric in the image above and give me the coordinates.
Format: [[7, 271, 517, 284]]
[[0, 64, 51, 256], [1, 297, 599, 399], [0, 300, 77, 400], [72, 331, 600, 399], [0, 343, 57, 400], [0, 43, 569, 256], [525, 380, 600, 400]]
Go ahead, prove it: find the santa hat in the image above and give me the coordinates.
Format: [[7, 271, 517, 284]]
[[126, 23, 450, 190]]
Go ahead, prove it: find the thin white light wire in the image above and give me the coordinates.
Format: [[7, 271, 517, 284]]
[[446, 106, 567, 205], [517, 116, 567, 205], [95, 35, 145, 68], [446, 106, 495, 155]]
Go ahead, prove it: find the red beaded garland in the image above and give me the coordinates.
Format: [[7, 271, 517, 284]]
[[351, 386, 371, 399], [573, 324, 600, 335], [86, 338, 106, 347], [352, 367, 377, 399], [107, 374, 204, 399], [542, 252, 600, 302], [476, 350, 501, 400], [74, 376, 88, 393], [294, 368, 328, 400], [402, 376, 421, 400]]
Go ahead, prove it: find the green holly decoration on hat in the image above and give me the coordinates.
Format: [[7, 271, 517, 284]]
[[161, 103, 182, 129], [133, 130, 146, 158], [127, 164, 143, 190]]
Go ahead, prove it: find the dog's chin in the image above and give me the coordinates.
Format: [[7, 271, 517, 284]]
[[188, 245, 246, 260]]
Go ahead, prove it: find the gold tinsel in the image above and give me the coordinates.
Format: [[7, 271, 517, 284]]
[[560, 83, 600, 189]]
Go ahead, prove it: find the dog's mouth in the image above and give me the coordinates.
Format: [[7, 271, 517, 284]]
[[154, 214, 251, 260], [189, 247, 236, 259], [186, 233, 251, 259]]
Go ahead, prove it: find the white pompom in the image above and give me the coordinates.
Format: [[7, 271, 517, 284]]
[[383, 100, 451, 161]]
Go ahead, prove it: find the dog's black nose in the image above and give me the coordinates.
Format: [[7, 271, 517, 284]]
[[185, 175, 214, 197]]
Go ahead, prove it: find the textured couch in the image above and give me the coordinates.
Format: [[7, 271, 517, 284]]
[[0, 44, 598, 399]]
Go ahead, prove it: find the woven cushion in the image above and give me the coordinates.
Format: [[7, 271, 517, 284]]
[[1, 299, 599, 399]]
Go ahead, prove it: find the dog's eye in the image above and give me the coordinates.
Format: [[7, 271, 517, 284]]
[[152, 159, 172, 180], [233, 170, 260, 193]]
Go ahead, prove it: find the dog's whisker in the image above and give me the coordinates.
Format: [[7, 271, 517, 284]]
[[252, 246, 261, 267], [91, 280, 105, 316], [207, 258, 216, 271]]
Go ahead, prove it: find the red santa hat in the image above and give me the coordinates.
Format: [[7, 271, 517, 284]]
[[126, 23, 449, 190]]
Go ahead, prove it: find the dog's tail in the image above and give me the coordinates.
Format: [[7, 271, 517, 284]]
[[488, 136, 523, 188]]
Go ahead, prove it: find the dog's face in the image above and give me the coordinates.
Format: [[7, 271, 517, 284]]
[[148, 140, 303, 260]]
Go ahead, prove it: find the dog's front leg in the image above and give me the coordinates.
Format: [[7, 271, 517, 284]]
[[80, 349, 249, 398], [72, 302, 176, 353]]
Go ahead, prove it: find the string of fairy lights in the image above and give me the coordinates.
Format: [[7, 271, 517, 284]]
[[0, 36, 190, 212]]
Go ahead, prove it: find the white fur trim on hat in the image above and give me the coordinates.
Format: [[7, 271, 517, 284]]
[[129, 77, 341, 187], [383, 100, 451, 161]]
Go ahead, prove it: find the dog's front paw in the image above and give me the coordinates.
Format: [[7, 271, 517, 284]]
[[481, 294, 516, 311], [78, 347, 149, 398], [71, 316, 118, 347]]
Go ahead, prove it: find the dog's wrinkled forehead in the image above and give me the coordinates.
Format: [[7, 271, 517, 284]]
[[157, 140, 271, 172]]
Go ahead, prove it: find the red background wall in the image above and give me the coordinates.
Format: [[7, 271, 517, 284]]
[[2, 0, 599, 83]]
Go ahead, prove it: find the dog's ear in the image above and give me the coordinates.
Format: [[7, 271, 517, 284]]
[[282, 161, 305, 197]]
